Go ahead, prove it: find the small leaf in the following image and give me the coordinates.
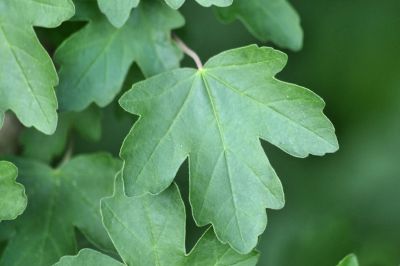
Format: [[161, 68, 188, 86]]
[[196, 0, 233, 7], [55, 0, 184, 111], [119, 45, 338, 253], [55, 181, 258, 265], [217, 0, 303, 51], [164, 0, 232, 9], [20, 106, 101, 163], [337, 254, 359, 266], [0, 0, 75, 134], [0, 154, 121, 266], [0, 161, 27, 222], [97, 0, 139, 28]]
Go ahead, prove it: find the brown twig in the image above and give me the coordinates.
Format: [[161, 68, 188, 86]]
[[173, 33, 203, 69]]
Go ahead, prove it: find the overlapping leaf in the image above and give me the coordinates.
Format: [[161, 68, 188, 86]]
[[0, 154, 121, 266], [0, 161, 26, 222], [0, 0, 75, 134], [119, 45, 338, 253], [97, 0, 139, 27], [337, 254, 359, 266], [55, 179, 258, 266], [217, 0, 303, 51], [20, 106, 101, 163], [165, 0, 233, 9], [55, 0, 184, 111]]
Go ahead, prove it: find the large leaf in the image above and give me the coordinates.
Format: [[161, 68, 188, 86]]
[[337, 254, 359, 266], [0, 161, 26, 222], [55, 179, 258, 265], [0, 0, 75, 134], [55, 0, 184, 111], [164, 0, 232, 9], [119, 45, 338, 253], [20, 106, 101, 163], [217, 0, 303, 51], [0, 154, 121, 266]]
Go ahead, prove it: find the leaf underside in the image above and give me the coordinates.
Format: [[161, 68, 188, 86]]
[[119, 45, 338, 253]]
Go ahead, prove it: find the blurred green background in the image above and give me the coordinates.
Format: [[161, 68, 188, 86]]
[[32, 0, 400, 265]]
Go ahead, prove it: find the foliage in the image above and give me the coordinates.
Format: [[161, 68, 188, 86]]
[[5, 0, 392, 265]]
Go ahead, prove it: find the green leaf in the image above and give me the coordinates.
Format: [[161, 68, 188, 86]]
[[0, 161, 27, 222], [0, 0, 75, 134], [119, 45, 338, 253], [97, 0, 139, 28], [54, 249, 124, 266], [217, 0, 303, 51], [337, 254, 359, 266], [0, 154, 121, 266], [55, 180, 258, 265], [55, 0, 184, 111], [20, 106, 101, 163]]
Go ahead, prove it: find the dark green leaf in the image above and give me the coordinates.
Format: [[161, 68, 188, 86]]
[[55, 0, 184, 111], [0, 154, 121, 266], [20, 106, 101, 163]]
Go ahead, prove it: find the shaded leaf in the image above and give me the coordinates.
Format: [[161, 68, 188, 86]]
[[20, 106, 101, 163], [119, 45, 338, 253], [0, 154, 121, 266], [0, 161, 26, 222], [217, 0, 303, 51], [55, 0, 184, 111], [0, 0, 75, 134]]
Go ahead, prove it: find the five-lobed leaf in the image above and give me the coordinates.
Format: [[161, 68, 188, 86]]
[[337, 254, 359, 266], [0, 154, 121, 266], [55, 0, 184, 111], [0, 0, 75, 134], [217, 0, 303, 51], [119, 45, 338, 253], [0, 161, 27, 222], [55, 178, 258, 266]]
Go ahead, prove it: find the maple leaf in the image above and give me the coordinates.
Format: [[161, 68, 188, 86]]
[[55, 0, 184, 111], [119, 45, 339, 253], [0, 0, 75, 134], [55, 178, 259, 266]]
